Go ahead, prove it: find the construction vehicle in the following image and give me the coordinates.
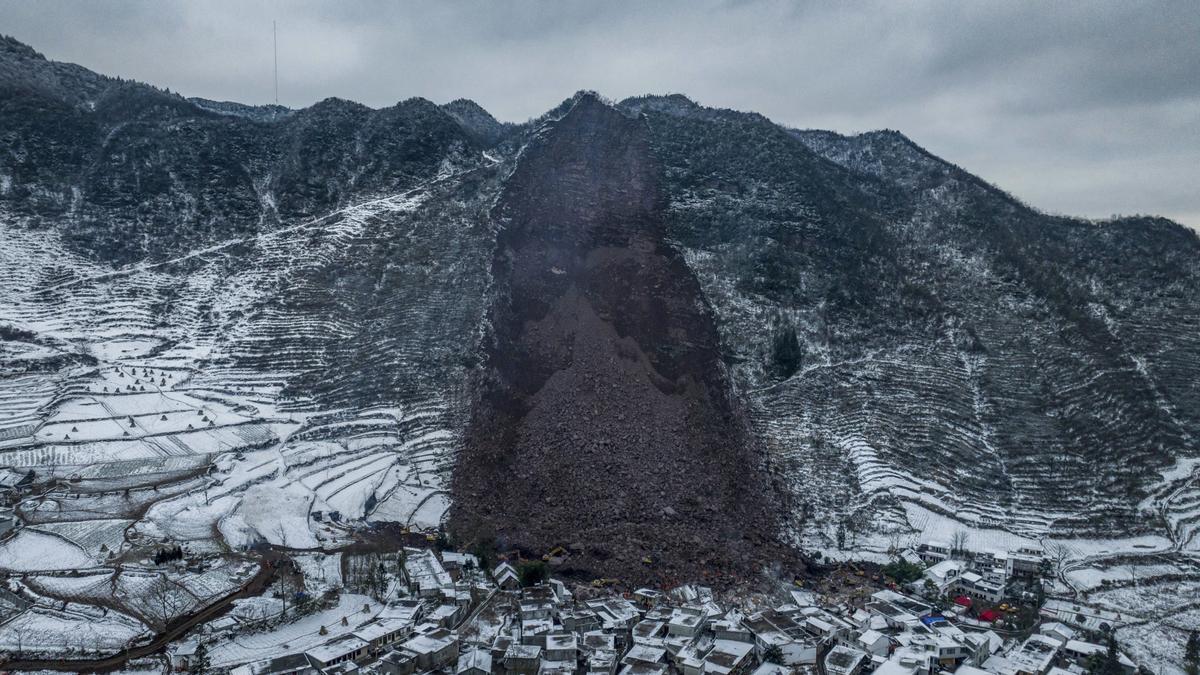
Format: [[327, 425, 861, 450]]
[[591, 578, 618, 588], [641, 556, 654, 565]]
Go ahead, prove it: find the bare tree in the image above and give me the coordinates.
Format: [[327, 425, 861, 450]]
[[277, 566, 305, 617], [1045, 541, 1073, 579], [144, 574, 192, 630], [1125, 563, 1139, 589], [951, 530, 970, 558]]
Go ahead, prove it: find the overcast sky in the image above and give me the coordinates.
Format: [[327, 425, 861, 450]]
[[2, 0, 1197, 228]]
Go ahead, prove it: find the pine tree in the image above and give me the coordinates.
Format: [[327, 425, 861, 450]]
[[770, 319, 804, 379], [191, 642, 211, 675], [762, 644, 784, 665], [1091, 634, 1123, 675], [1185, 630, 1199, 675]]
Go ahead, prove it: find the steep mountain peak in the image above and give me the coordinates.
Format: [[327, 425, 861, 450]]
[[303, 96, 371, 115], [441, 98, 511, 146], [619, 94, 778, 130], [618, 92, 701, 116], [562, 89, 626, 119], [0, 33, 114, 104], [0, 34, 43, 60], [395, 95, 440, 110], [443, 97, 491, 115]]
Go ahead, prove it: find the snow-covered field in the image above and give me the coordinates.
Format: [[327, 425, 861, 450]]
[[0, 530, 95, 572], [0, 188, 477, 657], [0, 604, 148, 655], [206, 592, 383, 668]]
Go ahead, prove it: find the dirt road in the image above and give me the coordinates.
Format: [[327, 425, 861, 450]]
[[1, 557, 278, 673]]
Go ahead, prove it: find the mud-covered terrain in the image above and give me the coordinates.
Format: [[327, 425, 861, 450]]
[[450, 95, 780, 584]]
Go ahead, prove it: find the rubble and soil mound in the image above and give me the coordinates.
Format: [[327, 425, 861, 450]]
[[450, 94, 788, 586]]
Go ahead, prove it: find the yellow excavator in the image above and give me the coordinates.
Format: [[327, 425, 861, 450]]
[[542, 546, 568, 561]]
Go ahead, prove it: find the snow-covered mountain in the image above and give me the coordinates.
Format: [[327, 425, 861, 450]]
[[2, 37, 1199, 585]]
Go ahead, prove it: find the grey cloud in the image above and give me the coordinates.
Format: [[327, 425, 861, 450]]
[[0, 0, 1196, 228]]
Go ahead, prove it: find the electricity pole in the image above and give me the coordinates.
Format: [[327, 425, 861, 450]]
[[273, 20, 279, 106]]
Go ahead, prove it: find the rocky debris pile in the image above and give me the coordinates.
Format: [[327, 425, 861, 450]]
[[450, 94, 791, 586]]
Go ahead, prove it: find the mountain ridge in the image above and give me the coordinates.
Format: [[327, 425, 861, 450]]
[[2, 35, 1199, 581]]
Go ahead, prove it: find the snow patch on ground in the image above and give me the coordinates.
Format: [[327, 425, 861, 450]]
[[0, 530, 95, 572]]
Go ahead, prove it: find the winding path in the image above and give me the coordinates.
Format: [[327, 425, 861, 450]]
[[0, 556, 277, 673]]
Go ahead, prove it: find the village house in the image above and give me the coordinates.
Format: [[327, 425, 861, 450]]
[[618, 663, 668, 675], [503, 644, 543, 674], [983, 633, 1061, 675], [621, 643, 668, 669], [1039, 600, 1123, 633], [494, 562, 521, 590], [457, 647, 493, 675], [0, 467, 34, 506], [441, 551, 480, 575], [229, 653, 320, 675], [588, 648, 619, 675], [955, 570, 1005, 604], [853, 628, 890, 657], [404, 548, 455, 599], [562, 607, 601, 633], [916, 542, 951, 564], [352, 617, 417, 655], [544, 632, 579, 663], [702, 639, 756, 675], [1006, 548, 1045, 579], [711, 618, 753, 644], [396, 627, 459, 671], [376, 649, 417, 675], [1062, 640, 1136, 674], [825, 645, 869, 675], [667, 606, 708, 640], [305, 636, 370, 670], [632, 619, 668, 647], [633, 588, 663, 608], [1037, 622, 1075, 645], [426, 602, 462, 627]]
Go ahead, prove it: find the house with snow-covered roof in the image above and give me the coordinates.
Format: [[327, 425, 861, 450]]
[[494, 562, 520, 590], [854, 628, 890, 656], [703, 639, 755, 675], [825, 645, 868, 675], [1062, 640, 1136, 673], [397, 627, 459, 671], [504, 644, 542, 674], [741, 611, 818, 666], [352, 617, 416, 654], [457, 647, 493, 675], [305, 636, 369, 669], [229, 652, 319, 675], [1038, 622, 1075, 645], [404, 548, 454, 598]]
